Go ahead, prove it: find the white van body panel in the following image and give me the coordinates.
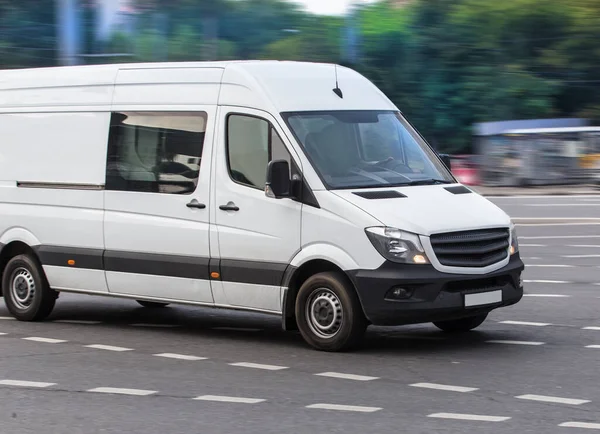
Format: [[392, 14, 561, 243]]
[[292, 191, 384, 271], [332, 186, 511, 237]]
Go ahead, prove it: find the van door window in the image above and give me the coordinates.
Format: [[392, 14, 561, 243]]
[[226, 114, 292, 189], [106, 111, 207, 194]]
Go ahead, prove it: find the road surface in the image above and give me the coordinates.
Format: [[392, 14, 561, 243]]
[[1, 194, 600, 433]]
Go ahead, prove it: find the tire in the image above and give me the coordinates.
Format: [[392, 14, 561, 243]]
[[136, 300, 170, 308], [433, 313, 488, 333], [2, 254, 57, 321], [295, 271, 367, 352]]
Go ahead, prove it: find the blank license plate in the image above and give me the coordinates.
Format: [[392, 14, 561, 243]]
[[464, 290, 502, 307]]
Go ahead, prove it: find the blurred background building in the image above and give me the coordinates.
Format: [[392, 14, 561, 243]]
[[2, 0, 600, 187]]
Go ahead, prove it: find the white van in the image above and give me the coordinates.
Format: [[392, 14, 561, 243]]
[[0, 61, 524, 351]]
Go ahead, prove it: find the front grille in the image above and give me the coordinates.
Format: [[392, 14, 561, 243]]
[[430, 228, 510, 268]]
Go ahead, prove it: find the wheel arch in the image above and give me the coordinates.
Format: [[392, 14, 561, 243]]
[[0, 236, 42, 297], [281, 254, 368, 331]]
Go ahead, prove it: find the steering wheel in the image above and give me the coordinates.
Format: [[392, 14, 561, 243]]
[[153, 161, 199, 179]]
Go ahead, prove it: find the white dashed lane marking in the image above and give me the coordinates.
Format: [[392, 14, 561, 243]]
[[306, 403, 381, 413], [0, 380, 56, 388], [229, 362, 288, 371], [85, 344, 133, 352], [524, 280, 570, 284], [516, 394, 590, 405], [314, 372, 379, 381], [559, 422, 600, 430], [193, 395, 265, 404], [0, 316, 15, 320], [586, 345, 600, 349], [153, 353, 207, 361], [88, 387, 157, 396], [0, 332, 7, 336], [410, 383, 478, 393], [583, 327, 600, 331], [22, 337, 67, 344], [499, 321, 551, 327], [427, 413, 510, 422], [486, 340, 545, 346]]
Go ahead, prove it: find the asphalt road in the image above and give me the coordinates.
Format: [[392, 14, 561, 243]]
[[2, 194, 600, 434]]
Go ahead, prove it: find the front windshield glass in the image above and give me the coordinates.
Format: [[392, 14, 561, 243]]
[[282, 110, 455, 189]]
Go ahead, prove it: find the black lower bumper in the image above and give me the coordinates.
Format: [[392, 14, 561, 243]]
[[348, 254, 525, 326]]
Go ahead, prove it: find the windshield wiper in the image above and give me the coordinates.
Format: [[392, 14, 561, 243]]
[[401, 179, 454, 186]]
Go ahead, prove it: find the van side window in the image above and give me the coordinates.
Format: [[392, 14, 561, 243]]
[[106, 111, 207, 195], [227, 114, 292, 189]]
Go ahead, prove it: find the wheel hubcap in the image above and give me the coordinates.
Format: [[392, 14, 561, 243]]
[[306, 288, 343, 339], [11, 268, 36, 309]]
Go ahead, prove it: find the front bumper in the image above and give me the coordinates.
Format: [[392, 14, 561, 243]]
[[348, 254, 525, 326]]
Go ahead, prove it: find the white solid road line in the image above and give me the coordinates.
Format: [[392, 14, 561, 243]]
[[88, 387, 156, 396], [193, 395, 265, 404], [523, 294, 570, 298], [23, 337, 67, 344], [563, 254, 600, 258], [410, 383, 478, 393], [559, 422, 600, 430], [153, 353, 207, 361], [499, 321, 551, 327], [0, 379, 56, 388], [526, 264, 574, 268], [427, 413, 510, 422], [522, 235, 600, 240], [516, 394, 590, 405], [524, 280, 570, 284], [53, 320, 102, 325], [315, 372, 379, 381], [306, 403, 382, 413], [487, 340, 545, 346], [229, 362, 289, 371], [85, 344, 133, 352], [583, 327, 600, 331]]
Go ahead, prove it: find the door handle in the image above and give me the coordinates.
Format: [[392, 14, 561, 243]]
[[219, 202, 239, 212], [186, 199, 206, 209]]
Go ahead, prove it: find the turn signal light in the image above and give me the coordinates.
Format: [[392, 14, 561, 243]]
[[67, 259, 75, 266], [210, 272, 220, 279]]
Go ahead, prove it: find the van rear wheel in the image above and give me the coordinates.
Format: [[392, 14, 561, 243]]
[[2, 254, 57, 321], [136, 300, 170, 308], [295, 272, 367, 352], [433, 313, 488, 333]]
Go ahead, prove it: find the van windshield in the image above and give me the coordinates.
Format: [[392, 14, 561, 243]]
[[282, 110, 455, 189]]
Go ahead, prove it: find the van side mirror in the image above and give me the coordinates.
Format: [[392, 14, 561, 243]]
[[439, 154, 452, 171], [265, 160, 291, 199]]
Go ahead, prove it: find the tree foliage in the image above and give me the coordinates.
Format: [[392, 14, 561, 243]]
[[1, 0, 600, 152]]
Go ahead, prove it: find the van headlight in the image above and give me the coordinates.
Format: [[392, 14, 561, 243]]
[[510, 224, 519, 255], [365, 227, 429, 264]]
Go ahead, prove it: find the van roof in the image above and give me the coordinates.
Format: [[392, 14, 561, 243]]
[[0, 60, 396, 113]]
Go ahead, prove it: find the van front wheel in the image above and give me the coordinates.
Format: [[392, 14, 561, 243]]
[[3, 254, 57, 321], [433, 313, 488, 333], [295, 272, 367, 352]]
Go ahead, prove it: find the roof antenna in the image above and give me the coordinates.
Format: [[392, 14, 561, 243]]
[[332, 64, 343, 99]]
